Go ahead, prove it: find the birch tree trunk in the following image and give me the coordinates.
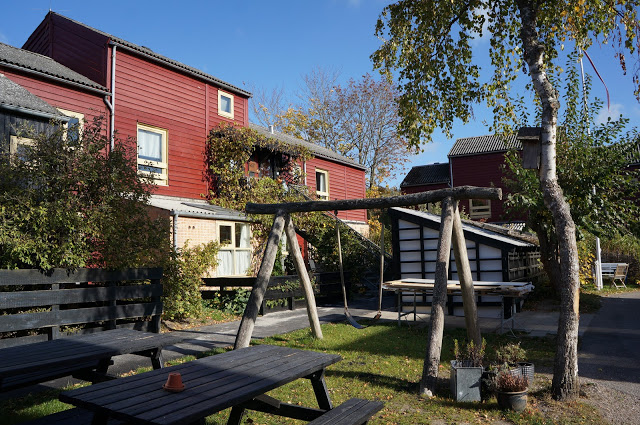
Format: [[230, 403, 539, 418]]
[[518, 0, 581, 400], [419, 196, 455, 397]]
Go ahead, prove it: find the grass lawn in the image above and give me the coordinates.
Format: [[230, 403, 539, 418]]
[[1, 321, 606, 425]]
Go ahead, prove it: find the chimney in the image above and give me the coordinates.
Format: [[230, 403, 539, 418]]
[[268, 125, 275, 134]]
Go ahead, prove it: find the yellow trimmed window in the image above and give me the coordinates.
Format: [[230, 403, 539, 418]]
[[137, 123, 168, 185], [470, 199, 491, 219]]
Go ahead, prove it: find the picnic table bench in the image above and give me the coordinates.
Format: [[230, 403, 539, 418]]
[[59, 345, 383, 425], [0, 268, 179, 392]]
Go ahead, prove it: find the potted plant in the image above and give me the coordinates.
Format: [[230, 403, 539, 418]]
[[494, 342, 534, 385], [450, 338, 485, 402], [493, 370, 529, 411]]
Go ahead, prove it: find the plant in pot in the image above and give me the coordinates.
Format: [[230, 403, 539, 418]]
[[492, 369, 529, 412], [450, 338, 486, 402], [494, 342, 534, 385]]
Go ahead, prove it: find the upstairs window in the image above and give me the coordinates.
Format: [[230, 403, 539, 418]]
[[315, 169, 329, 200], [57, 109, 84, 145], [137, 123, 168, 185], [218, 90, 234, 119], [217, 222, 251, 276], [469, 199, 491, 219]]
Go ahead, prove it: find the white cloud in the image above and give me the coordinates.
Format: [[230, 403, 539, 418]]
[[595, 102, 625, 125]]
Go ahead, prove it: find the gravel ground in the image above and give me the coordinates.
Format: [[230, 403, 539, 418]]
[[579, 378, 640, 425]]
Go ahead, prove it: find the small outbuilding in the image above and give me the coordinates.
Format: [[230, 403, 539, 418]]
[[388, 207, 541, 319]]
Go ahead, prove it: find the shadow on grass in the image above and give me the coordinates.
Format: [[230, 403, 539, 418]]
[[0, 388, 68, 425]]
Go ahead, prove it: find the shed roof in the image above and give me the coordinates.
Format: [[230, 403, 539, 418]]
[[390, 207, 536, 249], [400, 163, 450, 188], [249, 123, 366, 170], [148, 195, 250, 222], [448, 134, 521, 157], [46, 12, 250, 98], [0, 73, 68, 120], [0, 42, 107, 93]]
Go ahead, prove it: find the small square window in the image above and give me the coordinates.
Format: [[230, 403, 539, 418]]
[[315, 169, 329, 200], [219, 225, 232, 246], [57, 109, 84, 144], [137, 123, 168, 185], [218, 90, 234, 119], [469, 199, 491, 219]]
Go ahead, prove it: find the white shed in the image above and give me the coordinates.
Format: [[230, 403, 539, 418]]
[[389, 207, 540, 318]]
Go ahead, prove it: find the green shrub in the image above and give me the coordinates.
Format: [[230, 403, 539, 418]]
[[162, 241, 219, 321], [205, 288, 251, 315]]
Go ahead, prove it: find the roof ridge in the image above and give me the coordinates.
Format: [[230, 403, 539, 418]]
[[48, 12, 251, 97]]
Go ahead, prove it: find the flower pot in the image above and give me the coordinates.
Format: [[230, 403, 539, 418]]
[[450, 360, 483, 402], [518, 362, 534, 386], [496, 389, 528, 412]]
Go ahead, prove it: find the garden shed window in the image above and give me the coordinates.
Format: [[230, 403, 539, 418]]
[[218, 90, 234, 119], [9, 135, 35, 163], [217, 222, 251, 276], [137, 123, 168, 185]]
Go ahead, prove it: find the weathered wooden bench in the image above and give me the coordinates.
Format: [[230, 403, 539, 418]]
[[601, 263, 629, 288], [307, 398, 384, 425], [0, 268, 180, 392]]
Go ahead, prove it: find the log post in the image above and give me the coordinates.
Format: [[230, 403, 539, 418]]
[[420, 196, 455, 397], [234, 211, 286, 349], [451, 204, 481, 345], [284, 214, 323, 339]]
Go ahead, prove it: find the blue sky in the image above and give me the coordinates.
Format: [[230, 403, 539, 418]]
[[2, 1, 639, 187]]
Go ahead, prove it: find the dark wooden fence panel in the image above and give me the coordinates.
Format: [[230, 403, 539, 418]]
[[0, 268, 163, 349]]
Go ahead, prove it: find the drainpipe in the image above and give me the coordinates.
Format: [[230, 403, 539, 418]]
[[171, 211, 179, 252], [103, 43, 117, 151]]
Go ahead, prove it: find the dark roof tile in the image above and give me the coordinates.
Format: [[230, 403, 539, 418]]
[[449, 134, 521, 157], [0, 42, 107, 92], [0, 74, 66, 119], [249, 123, 366, 170], [400, 163, 450, 187]]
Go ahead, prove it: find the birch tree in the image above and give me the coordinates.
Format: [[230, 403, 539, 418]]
[[372, 0, 640, 400]]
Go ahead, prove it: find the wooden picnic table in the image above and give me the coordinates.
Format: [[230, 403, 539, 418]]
[[0, 329, 179, 391], [59, 344, 342, 425]]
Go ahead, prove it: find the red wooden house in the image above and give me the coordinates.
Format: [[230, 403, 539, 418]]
[[401, 134, 523, 223], [1, 12, 369, 276]]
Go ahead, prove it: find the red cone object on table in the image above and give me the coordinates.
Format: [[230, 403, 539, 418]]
[[163, 372, 185, 392]]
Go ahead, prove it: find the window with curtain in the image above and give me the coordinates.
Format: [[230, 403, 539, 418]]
[[137, 123, 168, 185], [217, 222, 251, 276], [218, 90, 234, 119]]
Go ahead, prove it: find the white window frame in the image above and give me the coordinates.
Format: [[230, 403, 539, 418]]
[[57, 108, 84, 142], [136, 123, 168, 186], [217, 221, 252, 276], [9, 135, 36, 164], [315, 169, 329, 200], [469, 199, 491, 219], [218, 90, 235, 119]]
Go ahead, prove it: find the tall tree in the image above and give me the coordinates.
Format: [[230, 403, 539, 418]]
[[504, 60, 639, 294], [372, 0, 640, 400], [279, 71, 412, 188]]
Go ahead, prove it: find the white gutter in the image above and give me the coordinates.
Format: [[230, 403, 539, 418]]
[[171, 210, 179, 252], [103, 43, 117, 151]]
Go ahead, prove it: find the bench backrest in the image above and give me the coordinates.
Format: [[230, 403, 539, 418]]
[[614, 263, 629, 279], [0, 268, 163, 348]]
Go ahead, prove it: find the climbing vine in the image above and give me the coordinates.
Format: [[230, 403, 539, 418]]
[[204, 123, 378, 280]]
